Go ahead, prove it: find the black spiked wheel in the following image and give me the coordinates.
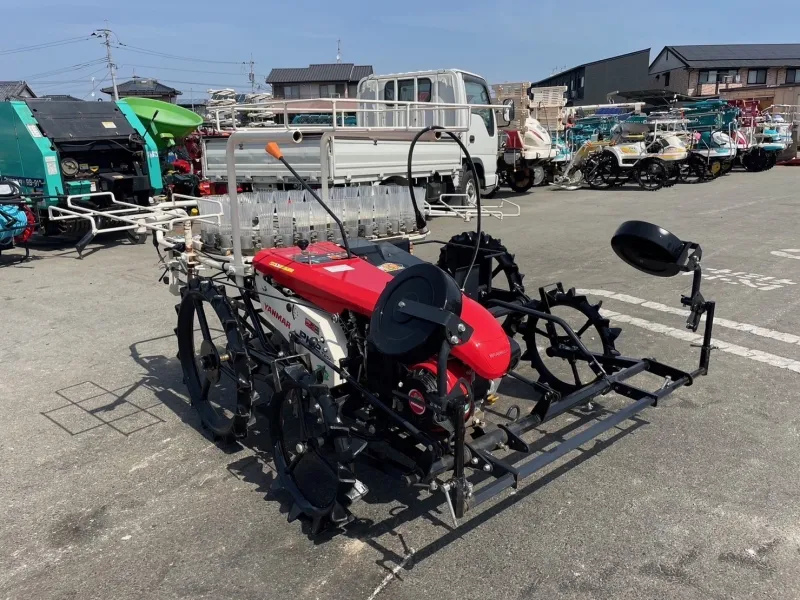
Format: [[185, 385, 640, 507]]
[[437, 231, 527, 333], [743, 148, 770, 172], [636, 158, 667, 191], [585, 153, 618, 190], [664, 163, 680, 187], [176, 278, 254, 443], [720, 159, 734, 175], [269, 382, 359, 535], [522, 288, 620, 393], [680, 154, 707, 184]]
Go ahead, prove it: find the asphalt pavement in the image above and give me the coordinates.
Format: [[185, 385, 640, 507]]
[[2, 168, 799, 600]]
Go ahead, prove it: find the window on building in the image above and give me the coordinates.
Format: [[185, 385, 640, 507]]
[[664, 72, 670, 87], [786, 69, 797, 84], [699, 69, 738, 84], [417, 78, 432, 102], [319, 84, 330, 98], [579, 76, 585, 88], [747, 69, 767, 85], [284, 85, 299, 99]]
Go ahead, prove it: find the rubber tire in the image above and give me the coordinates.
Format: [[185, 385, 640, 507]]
[[460, 170, 478, 205], [532, 164, 546, 187], [635, 158, 667, 192], [508, 169, 533, 193], [586, 154, 618, 190]]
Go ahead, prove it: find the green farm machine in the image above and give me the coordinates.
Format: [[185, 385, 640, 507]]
[[0, 99, 165, 252]]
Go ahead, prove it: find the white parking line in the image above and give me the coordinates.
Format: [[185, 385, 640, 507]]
[[600, 309, 800, 374], [366, 550, 415, 600], [771, 249, 800, 260], [578, 289, 800, 346]]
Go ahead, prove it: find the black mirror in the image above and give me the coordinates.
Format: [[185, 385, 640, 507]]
[[500, 98, 515, 127], [611, 220, 699, 278]]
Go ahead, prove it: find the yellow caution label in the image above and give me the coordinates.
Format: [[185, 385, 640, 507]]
[[268, 261, 294, 273]]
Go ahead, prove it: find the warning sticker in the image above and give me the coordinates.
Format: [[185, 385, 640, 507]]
[[268, 261, 294, 273], [101, 121, 117, 129], [378, 262, 404, 273], [324, 264, 354, 272], [26, 124, 42, 138], [45, 156, 58, 176]]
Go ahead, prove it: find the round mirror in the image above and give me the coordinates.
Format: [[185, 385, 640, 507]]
[[611, 220, 686, 277]]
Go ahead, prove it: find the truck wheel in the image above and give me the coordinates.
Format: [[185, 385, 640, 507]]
[[532, 165, 546, 186], [460, 170, 478, 205], [508, 169, 533, 193]]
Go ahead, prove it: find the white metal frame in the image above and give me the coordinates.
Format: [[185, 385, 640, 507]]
[[158, 107, 520, 291], [207, 97, 511, 133], [424, 193, 521, 222], [46, 192, 223, 238]]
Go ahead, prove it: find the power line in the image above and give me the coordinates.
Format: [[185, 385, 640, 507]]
[[115, 73, 251, 88], [32, 66, 109, 88], [83, 72, 109, 100], [113, 43, 245, 65], [27, 59, 107, 82], [116, 63, 247, 76], [0, 36, 91, 56]]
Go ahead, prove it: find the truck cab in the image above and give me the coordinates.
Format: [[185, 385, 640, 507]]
[[356, 69, 500, 195]]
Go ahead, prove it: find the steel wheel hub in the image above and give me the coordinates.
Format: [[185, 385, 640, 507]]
[[200, 339, 221, 384]]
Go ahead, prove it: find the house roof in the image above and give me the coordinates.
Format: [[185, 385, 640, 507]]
[[654, 44, 800, 70], [266, 63, 374, 84], [41, 94, 83, 101], [101, 76, 181, 96], [0, 80, 35, 100], [531, 49, 650, 85]]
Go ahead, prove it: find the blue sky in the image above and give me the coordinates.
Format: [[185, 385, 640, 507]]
[[2, 0, 798, 101]]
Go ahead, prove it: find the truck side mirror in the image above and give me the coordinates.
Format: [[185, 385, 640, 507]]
[[500, 99, 515, 127]]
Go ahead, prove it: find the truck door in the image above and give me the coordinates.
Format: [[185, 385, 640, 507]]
[[463, 75, 498, 188]]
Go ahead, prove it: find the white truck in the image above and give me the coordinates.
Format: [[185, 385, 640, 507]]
[[201, 69, 510, 204]]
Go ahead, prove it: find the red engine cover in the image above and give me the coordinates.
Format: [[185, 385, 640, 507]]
[[253, 243, 511, 379]]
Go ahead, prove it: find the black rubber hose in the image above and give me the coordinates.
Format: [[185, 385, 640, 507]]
[[406, 125, 482, 288], [406, 126, 438, 233]]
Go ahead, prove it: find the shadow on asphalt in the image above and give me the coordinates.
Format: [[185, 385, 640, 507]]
[[1, 230, 145, 265], [127, 332, 649, 573]]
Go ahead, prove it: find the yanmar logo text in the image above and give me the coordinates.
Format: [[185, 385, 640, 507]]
[[266, 305, 291, 329]]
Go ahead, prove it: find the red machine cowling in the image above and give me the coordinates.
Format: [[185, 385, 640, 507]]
[[253, 242, 511, 380], [503, 130, 523, 150]]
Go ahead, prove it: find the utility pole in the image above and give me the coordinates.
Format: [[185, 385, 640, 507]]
[[93, 28, 119, 101], [336, 40, 341, 64], [248, 54, 256, 94]]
